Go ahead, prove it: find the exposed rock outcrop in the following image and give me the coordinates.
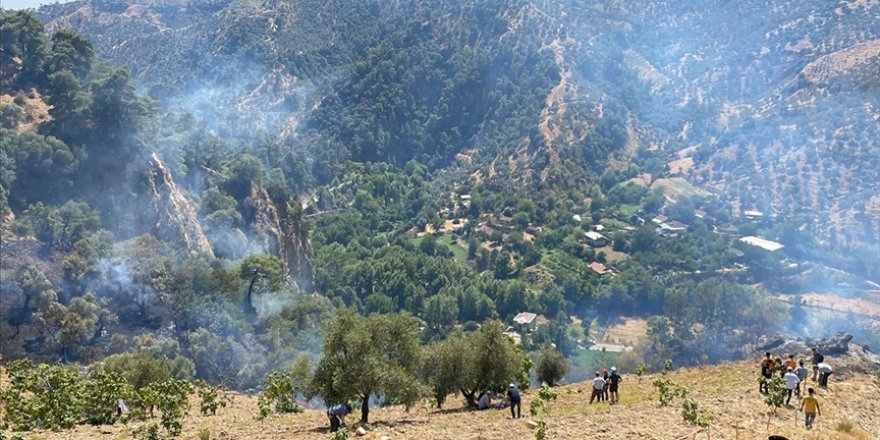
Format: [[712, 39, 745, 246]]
[[146, 153, 215, 257], [247, 185, 313, 291], [754, 331, 880, 375]]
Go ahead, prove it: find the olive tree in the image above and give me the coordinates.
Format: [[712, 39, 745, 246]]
[[311, 309, 423, 424]]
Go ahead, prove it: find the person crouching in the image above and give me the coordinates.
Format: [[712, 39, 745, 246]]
[[327, 403, 352, 432]]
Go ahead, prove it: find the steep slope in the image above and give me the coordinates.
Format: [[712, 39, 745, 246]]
[[27, 353, 880, 439], [35, 0, 880, 248]]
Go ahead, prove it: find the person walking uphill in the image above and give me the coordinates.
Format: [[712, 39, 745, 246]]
[[589, 371, 606, 404], [795, 360, 808, 396], [506, 384, 521, 419], [799, 387, 821, 429], [783, 367, 800, 406]]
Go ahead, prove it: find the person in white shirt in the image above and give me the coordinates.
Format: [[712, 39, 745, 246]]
[[817, 362, 832, 388], [589, 371, 606, 404], [783, 367, 800, 405]]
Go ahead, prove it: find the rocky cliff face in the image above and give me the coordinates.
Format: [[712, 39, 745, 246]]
[[247, 185, 313, 291], [147, 152, 215, 257]]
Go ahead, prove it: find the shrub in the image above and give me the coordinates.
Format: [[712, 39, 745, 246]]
[[133, 423, 160, 440], [82, 371, 131, 425], [196, 382, 232, 416], [652, 376, 688, 407], [256, 369, 304, 420], [681, 398, 712, 427], [0, 360, 83, 430], [635, 364, 648, 382]]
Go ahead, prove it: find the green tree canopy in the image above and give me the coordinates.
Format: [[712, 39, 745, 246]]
[[311, 309, 423, 423]]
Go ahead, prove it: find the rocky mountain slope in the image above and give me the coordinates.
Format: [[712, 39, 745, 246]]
[[26, 349, 880, 440], [35, 0, 880, 250]]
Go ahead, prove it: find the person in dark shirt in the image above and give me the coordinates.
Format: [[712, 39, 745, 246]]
[[327, 403, 352, 432], [506, 384, 521, 419], [811, 347, 824, 382], [759, 352, 773, 393], [608, 366, 622, 404]]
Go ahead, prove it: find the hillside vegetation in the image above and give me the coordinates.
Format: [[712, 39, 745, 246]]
[[16, 354, 880, 440], [2, 3, 880, 440]]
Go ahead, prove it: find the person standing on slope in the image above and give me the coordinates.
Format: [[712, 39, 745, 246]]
[[760, 352, 774, 393], [607, 366, 622, 405], [601, 368, 610, 402], [589, 371, 606, 404], [799, 387, 821, 429], [811, 347, 824, 382], [506, 384, 521, 419]]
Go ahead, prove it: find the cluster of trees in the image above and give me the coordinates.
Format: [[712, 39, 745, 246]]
[[0, 357, 230, 437], [1, 309, 561, 437]]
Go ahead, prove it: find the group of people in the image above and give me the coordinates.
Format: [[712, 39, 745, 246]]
[[589, 366, 622, 405], [759, 347, 832, 430]]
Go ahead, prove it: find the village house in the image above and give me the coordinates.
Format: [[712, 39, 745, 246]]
[[512, 312, 538, 332], [651, 214, 668, 225], [458, 194, 472, 209], [658, 220, 688, 237], [743, 209, 764, 220], [584, 230, 609, 247], [739, 235, 784, 251], [588, 261, 612, 276], [525, 225, 541, 235]]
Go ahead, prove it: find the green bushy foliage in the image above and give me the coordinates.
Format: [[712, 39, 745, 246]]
[[652, 376, 688, 407], [133, 423, 160, 440], [535, 345, 568, 387], [681, 398, 712, 427], [196, 382, 232, 416], [82, 371, 131, 425], [0, 360, 83, 431], [760, 376, 786, 415], [256, 369, 304, 420]]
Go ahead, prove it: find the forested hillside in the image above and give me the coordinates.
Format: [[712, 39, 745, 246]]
[[2, 2, 880, 438]]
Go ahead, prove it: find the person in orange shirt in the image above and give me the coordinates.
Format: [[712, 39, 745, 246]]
[[784, 354, 797, 371], [798, 387, 821, 429]]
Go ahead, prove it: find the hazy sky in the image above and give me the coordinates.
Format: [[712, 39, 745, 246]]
[[2, 0, 71, 10]]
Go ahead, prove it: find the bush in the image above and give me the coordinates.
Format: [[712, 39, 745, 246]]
[[196, 382, 232, 416], [0, 360, 83, 430], [652, 376, 688, 407], [134, 423, 160, 440], [681, 398, 712, 427], [256, 369, 304, 420], [82, 371, 131, 425]]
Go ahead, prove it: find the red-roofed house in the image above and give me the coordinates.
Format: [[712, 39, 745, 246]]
[[588, 262, 611, 276]]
